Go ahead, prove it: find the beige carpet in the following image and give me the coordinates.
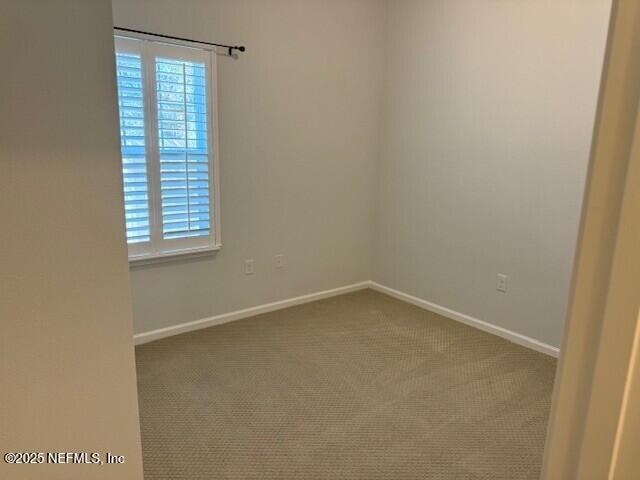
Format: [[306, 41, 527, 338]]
[[135, 289, 557, 479]]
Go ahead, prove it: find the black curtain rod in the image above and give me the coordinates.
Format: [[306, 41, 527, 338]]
[[114, 27, 246, 56]]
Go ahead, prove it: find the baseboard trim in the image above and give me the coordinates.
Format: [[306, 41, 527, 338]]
[[133, 281, 371, 345], [134, 280, 560, 357], [369, 282, 560, 358]]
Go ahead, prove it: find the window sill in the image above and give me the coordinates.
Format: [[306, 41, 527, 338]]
[[129, 245, 221, 268]]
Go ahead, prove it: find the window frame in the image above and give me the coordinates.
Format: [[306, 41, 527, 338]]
[[114, 33, 222, 263]]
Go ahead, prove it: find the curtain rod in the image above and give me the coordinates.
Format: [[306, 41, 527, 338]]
[[114, 27, 246, 56]]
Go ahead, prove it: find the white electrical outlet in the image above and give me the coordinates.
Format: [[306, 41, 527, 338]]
[[244, 259, 255, 275], [497, 274, 508, 293], [275, 254, 284, 269]]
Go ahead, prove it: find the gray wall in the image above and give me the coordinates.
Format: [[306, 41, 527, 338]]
[[0, 1, 143, 478], [111, 0, 385, 334], [374, 0, 611, 347], [114, 0, 611, 350]]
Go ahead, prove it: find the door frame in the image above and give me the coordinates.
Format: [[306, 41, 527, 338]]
[[541, 0, 640, 478]]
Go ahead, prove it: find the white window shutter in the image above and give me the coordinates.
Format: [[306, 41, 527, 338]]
[[155, 57, 211, 240], [115, 51, 151, 244], [114, 35, 220, 260]]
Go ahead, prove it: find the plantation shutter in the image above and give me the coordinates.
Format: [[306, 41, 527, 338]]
[[155, 57, 211, 240], [115, 50, 151, 244], [114, 36, 219, 260]]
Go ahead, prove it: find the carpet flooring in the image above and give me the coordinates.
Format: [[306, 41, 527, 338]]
[[135, 289, 557, 479]]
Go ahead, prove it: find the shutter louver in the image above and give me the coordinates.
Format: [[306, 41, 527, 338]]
[[116, 52, 151, 244], [156, 57, 211, 240]]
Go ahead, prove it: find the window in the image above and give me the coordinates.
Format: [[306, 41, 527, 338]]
[[114, 35, 221, 261]]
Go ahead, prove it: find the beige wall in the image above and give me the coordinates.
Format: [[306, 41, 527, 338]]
[[0, 1, 143, 479], [111, 0, 386, 334], [374, 0, 612, 348]]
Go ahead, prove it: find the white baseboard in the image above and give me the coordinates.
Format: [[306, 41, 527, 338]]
[[369, 282, 559, 357], [134, 279, 560, 358], [133, 281, 371, 345]]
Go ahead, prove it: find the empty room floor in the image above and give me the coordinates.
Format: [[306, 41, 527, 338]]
[[135, 289, 556, 479]]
